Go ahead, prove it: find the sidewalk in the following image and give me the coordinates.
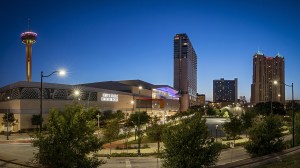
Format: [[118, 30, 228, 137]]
[[100, 136, 159, 155], [0, 133, 32, 144]]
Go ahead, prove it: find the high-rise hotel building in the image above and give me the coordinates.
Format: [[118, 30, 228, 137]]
[[213, 78, 238, 103], [174, 33, 197, 111], [251, 51, 285, 104]]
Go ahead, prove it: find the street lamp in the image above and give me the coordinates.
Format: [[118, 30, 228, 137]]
[[274, 80, 294, 147], [215, 124, 219, 142], [73, 89, 81, 101], [74, 90, 80, 96], [40, 69, 66, 132], [96, 113, 101, 128], [131, 100, 135, 114], [6, 109, 9, 140], [137, 85, 142, 156], [5, 96, 11, 139]]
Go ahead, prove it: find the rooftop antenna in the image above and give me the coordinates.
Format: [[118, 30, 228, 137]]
[[277, 51, 283, 57]]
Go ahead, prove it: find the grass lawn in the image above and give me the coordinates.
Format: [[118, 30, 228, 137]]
[[127, 136, 156, 144], [259, 153, 300, 168]]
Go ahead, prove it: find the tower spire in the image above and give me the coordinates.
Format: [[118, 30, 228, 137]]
[[28, 18, 30, 31]]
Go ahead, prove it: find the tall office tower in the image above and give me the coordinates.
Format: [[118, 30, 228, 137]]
[[213, 78, 238, 103], [174, 33, 197, 111], [21, 19, 37, 82], [250, 51, 285, 104]]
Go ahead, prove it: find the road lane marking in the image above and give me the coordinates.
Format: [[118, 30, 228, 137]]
[[125, 159, 131, 168]]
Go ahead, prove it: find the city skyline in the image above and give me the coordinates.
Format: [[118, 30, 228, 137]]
[[1, 0, 300, 101]]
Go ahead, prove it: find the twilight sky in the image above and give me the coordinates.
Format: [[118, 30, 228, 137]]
[[0, 0, 299, 101]]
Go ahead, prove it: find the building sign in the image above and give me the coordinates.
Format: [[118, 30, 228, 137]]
[[101, 93, 118, 102]]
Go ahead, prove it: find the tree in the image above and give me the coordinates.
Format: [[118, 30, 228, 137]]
[[94, 110, 125, 127], [103, 119, 120, 155], [286, 101, 300, 116], [2, 112, 16, 126], [31, 115, 43, 129], [127, 111, 150, 126], [127, 111, 150, 155], [295, 113, 300, 146], [101, 110, 114, 120], [220, 108, 232, 118], [33, 104, 103, 167], [286, 101, 300, 111], [147, 116, 165, 155], [245, 115, 285, 156], [162, 113, 222, 168], [206, 107, 217, 116], [113, 110, 125, 121], [188, 105, 204, 114], [254, 102, 286, 115], [272, 102, 286, 115], [222, 115, 243, 142], [241, 109, 257, 131]]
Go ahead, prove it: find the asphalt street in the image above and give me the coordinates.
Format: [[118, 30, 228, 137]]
[[0, 143, 249, 167], [0, 118, 248, 168], [0, 160, 28, 168]]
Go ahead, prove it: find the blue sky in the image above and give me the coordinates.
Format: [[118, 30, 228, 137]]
[[0, 0, 299, 101]]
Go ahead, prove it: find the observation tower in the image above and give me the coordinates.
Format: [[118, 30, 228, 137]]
[[21, 19, 37, 82]]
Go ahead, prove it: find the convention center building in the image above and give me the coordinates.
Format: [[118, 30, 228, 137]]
[[0, 80, 179, 131]]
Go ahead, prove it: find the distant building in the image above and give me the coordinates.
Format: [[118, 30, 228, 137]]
[[174, 33, 197, 111], [250, 51, 285, 104], [238, 96, 247, 106], [213, 78, 238, 103], [196, 94, 205, 106]]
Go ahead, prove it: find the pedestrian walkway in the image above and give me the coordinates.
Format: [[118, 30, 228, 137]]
[[100, 136, 158, 155], [0, 133, 32, 144]]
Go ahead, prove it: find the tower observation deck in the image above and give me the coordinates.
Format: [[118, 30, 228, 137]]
[[21, 21, 37, 82]]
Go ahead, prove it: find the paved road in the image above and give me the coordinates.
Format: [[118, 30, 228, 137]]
[[216, 146, 249, 166], [206, 117, 228, 137], [0, 143, 36, 167], [100, 157, 161, 168], [0, 143, 248, 167], [0, 160, 28, 168]]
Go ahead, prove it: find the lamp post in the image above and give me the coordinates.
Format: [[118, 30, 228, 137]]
[[274, 80, 294, 146], [6, 109, 9, 140], [40, 69, 66, 132], [131, 100, 135, 114], [137, 85, 142, 156], [270, 80, 276, 114], [96, 113, 101, 128], [6, 96, 10, 140], [215, 124, 219, 142]]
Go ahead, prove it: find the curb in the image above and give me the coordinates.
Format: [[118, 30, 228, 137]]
[[0, 158, 37, 168], [0, 140, 32, 144], [213, 146, 300, 168]]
